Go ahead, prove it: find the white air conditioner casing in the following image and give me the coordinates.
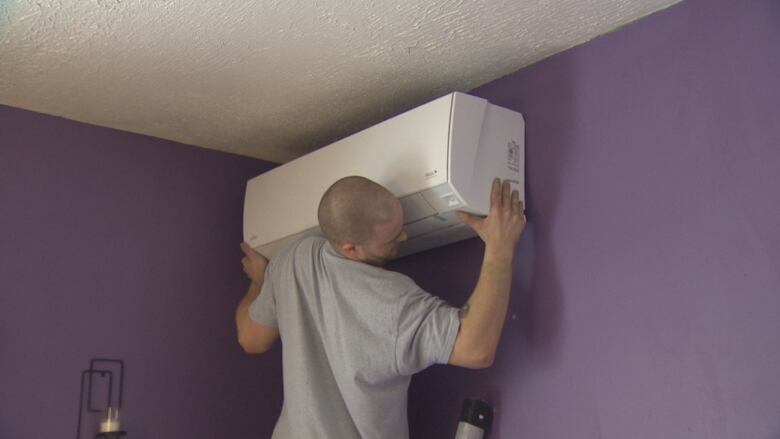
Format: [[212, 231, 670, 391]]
[[244, 92, 525, 259]]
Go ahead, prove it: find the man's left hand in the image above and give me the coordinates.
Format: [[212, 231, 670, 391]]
[[240, 242, 268, 284]]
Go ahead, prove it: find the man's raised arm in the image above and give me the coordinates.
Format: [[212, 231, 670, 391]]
[[235, 242, 279, 354], [449, 179, 526, 369]]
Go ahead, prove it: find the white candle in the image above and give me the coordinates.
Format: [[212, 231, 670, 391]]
[[100, 407, 121, 432], [99, 419, 120, 432]]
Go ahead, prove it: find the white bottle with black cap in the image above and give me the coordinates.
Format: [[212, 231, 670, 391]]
[[455, 398, 493, 438]]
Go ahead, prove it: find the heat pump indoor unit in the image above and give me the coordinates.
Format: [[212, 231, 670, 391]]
[[243, 91, 525, 259]]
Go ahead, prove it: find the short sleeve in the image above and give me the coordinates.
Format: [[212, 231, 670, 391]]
[[394, 285, 460, 375], [248, 265, 278, 328]]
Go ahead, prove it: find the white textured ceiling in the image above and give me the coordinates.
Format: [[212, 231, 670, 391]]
[[0, 0, 680, 163]]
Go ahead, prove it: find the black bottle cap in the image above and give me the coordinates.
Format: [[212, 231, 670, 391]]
[[459, 398, 493, 431]]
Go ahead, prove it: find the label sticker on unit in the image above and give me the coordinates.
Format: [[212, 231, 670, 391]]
[[507, 140, 521, 172]]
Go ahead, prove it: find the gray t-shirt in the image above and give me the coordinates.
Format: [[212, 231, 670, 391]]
[[249, 236, 460, 439]]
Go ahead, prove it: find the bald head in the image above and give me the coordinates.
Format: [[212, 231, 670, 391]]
[[318, 176, 400, 245]]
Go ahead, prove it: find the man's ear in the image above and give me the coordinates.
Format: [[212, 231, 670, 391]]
[[339, 242, 363, 261]]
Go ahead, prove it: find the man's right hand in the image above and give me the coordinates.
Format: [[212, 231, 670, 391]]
[[448, 178, 526, 369], [456, 178, 526, 256], [236, 242, 279, 354], [240, 242, 268, 285]]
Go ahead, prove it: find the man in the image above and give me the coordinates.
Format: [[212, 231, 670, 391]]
[[236, 176, 525, 438]]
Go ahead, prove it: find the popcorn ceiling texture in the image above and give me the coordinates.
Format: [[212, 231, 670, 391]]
[[0, 0, 679, 162]]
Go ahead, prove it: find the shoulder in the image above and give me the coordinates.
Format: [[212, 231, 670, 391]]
[[273, 234, 326, 260], [295, 234, 328, 253], [266, 234, 326, 276], [374, 269, 417, 290], [357, 267, 426, 304]]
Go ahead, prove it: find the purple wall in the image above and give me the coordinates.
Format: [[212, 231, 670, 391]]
[[2, 0, 779, 437], [0, 109, 282, 437], [396, 0, 780, 437]]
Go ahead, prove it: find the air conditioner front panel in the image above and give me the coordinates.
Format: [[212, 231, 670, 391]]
[[244, 94, 454, 252], [244, 92, 525, 259], [397, 222, 476, 258], [450, 96, 525, 214]]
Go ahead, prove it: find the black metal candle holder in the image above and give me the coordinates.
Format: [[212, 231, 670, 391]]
[[76, 358, 126, 439]]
